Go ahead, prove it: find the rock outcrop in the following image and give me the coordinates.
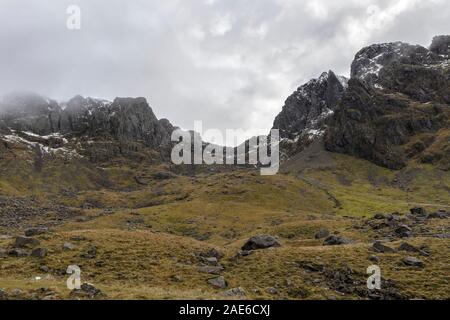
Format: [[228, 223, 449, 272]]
[[325, 36, 450, 170]]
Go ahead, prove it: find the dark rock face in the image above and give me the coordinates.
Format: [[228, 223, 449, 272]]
[[351, 42, 447, 89], [430, 35, 450, 57], [241, 235, 281, 251], [325, 35, 450, 170], [272, 71, 347, 158], [0, 93, 175, 162], [60, 96, 174, 150], [273, 71, 347, 140]]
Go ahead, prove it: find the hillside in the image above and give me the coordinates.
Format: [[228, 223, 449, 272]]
[[0, 35, 449, 300]]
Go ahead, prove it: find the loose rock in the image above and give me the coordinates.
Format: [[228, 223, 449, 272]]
[[14, 236, 40, 248], [31, 248, 47, 258], [241, 235, 281, 251], [323, 235, 351, 246], [207, 276, 227, 289], [24, 227, 48, 237], [198, 265, 224, 275], [372, 241, 395, 253], [403, 256, 424, 268]]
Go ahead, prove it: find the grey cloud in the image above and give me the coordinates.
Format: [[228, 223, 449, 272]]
[[0, 0, 449, 143]]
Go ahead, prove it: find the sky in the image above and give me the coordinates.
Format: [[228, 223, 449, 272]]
[[0, 0, 449, 143]]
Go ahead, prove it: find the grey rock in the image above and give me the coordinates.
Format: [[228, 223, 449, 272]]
[[403, 256, 424, 268], [70, 283, 103, 299], [323, 235, 351, 246], [369, 255, 380, 263], [198, 265, 224, 275], [427, 211, 448, 219], [14, 236, 40, 248], [398, 242, 429, 256], [8, 248, 30, 257], [314, 229, 330, 239], [410, 207, 427, 216], [31, 248, 47, 258], [203, 257, 218, 265], [200, 248, 224, 260], [241, 235, 281, 251], [0, 249, 6, 258], [207, 276, 227, 289], [24, 227, 48, 237], [39, 265, 50, 273], [394, 224, 413, 238], [372, 241, 395, 253]]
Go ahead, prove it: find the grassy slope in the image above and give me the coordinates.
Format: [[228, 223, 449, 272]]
[[0, 146, 449, 299]]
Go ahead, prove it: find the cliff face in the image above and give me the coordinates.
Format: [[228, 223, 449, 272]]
[[325, 35, 450, 170], [271, 35, 450, 170], [271, 71, 348, 157], [0, 93, 175, 163], [0, 94, 173, 148]]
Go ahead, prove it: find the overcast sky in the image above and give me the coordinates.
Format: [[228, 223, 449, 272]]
[[1, 0, 449, 142]]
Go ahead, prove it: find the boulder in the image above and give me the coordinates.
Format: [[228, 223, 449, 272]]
[[241, 235, 281, 251], [314, 229, 330, 239], [203, 257, 218, 265], [427, 211, 448, 219], [372, 241, 395, 253], [198, 265, 224, 275], [31, 248, 47, 258], [200, 248, 224, 260], [323, 235, 351, 246], [403, 256, 424, 268], [398, 242, 429, 256], [70, 283, 103, 299], [394, 224, 413, 238], [207, 276, 227, 289], [14, 236, 40, 248], [410, 207, 427, 216], [8, 248, 29, 257], [24, 227, 48, 237]]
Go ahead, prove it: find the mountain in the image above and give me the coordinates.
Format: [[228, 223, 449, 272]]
[[272, 35, 450, 170], [0, 93, 175, 163], [0, 36, 449, 301]]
